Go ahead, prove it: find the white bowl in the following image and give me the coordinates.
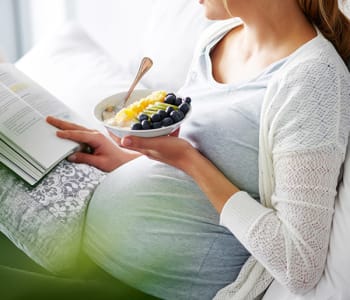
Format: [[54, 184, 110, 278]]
[[94, 89, 191, 138]]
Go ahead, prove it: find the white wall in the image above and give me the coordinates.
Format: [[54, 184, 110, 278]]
[[28, 0, 68, 45], [0, 0, 19, 62]]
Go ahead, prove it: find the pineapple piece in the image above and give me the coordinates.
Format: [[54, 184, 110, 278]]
[[112, 90, 167, 127]]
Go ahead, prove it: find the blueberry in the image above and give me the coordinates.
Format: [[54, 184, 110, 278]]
[[158, 109, 167, 119], [164, 94, 176, 105], [178, 103, 190, 114], [174, 97, 183, 106], [166, 106, 175, 115], [178, 110, 185, 120], [162, 117, 174, 127], [170, 110, 184, 123], [184, 97, 191, 104], [138, 113, 149, 122], [151, 113, 161, 122], [131, 123, 143, 130], [152, 121, 162, 129], [141, 120, 152, 130]]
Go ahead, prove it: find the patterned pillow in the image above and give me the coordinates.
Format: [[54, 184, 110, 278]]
[[0, 160, 105, 274]]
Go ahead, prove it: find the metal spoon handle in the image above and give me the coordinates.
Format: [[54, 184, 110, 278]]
[[122, 57, 153, 107]]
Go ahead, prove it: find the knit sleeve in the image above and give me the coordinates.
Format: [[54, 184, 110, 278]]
[[220, 56, 350, 294]]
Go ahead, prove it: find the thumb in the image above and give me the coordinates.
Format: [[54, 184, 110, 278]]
[[121, 136, 143, 148], [121, 136, 160, 151]]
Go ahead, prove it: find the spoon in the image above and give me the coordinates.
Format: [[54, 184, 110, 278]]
[[102, 57, 153, 121]]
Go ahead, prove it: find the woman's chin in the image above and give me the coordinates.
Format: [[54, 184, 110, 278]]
[[205, 13, 233, 21]]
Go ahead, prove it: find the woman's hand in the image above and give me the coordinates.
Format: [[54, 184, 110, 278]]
[[47, 116, 141, 172], [120, 130, 196, 171]]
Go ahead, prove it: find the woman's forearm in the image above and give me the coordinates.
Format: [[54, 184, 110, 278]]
[[181, 149, 240, 213]]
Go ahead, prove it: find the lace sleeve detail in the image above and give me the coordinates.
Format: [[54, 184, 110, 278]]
[[246, 146, 343, 293], [221, 54, 350, 294], [248, 57, 350, 293]]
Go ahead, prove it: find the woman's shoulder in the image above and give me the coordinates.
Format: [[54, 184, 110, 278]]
[[278, 33, 350, 80], [266, 33, 350, 112], [266, 34, 350, 152]]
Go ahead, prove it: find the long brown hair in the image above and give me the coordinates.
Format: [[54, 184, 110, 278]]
[[298, 0, 350, 62]]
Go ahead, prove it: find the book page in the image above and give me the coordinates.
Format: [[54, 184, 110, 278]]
[[0, 63, 79, 120], [0, 65, 79, 170]]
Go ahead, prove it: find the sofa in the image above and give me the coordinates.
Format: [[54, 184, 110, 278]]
[[10, 0, 350, 299]]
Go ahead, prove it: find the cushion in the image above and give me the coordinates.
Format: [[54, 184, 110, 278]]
[[69, 0, 156, 89], [71, 0, 211, 92], [15, 22, 145, 128], [138, 0, 211, 92]]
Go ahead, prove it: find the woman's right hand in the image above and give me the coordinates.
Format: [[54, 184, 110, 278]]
[[46, 116, 141, 172]]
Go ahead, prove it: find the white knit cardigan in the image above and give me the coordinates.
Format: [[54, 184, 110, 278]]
[[189, 19, 350, 300]]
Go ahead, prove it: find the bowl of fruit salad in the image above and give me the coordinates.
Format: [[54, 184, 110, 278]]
[[94, 89, 192, 137]]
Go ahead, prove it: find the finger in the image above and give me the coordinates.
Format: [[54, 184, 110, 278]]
[[57, 130, 103, 149], [46, 116, 91, 131], [67, 152, 102, 166]]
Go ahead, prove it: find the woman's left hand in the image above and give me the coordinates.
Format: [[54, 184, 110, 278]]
[[120, 129, 196, 172]]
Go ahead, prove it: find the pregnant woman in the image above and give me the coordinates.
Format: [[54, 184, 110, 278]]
[[1, 0, 350, 299]]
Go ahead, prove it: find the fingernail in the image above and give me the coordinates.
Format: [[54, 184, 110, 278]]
[[122, 137, 132, 146], [56, 130, 64, 137], [67, 154, 76, 162]]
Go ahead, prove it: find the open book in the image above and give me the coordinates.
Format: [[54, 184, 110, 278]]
[[0, 63, 84, 185]]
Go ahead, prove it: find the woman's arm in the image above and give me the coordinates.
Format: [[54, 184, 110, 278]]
[[47, 116, 141, 172], [121, 58, 350, 294], [220, 59, 350, 294]]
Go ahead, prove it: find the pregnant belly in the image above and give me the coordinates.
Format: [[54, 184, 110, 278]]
[[82, 156, 250, 299]]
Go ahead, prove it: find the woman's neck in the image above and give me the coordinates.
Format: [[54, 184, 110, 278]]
[[236, 2, 316, 59], [210, 2, 317, 84]]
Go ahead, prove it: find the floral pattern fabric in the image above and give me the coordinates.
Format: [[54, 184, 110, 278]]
[[0, 160, 105, 274]]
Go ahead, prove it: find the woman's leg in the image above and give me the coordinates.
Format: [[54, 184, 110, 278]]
[[0, 160, 158, 299], [0, 232, 158, 300], [0, 160, 107, 274], [0, 231, 49, 274]]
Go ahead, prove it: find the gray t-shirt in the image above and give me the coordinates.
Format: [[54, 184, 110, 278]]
[[178, 32, 287, 200], [87, 26, 287, 299]]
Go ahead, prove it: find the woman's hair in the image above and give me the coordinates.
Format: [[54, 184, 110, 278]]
[[298, 0, 350, 62], [221, 0, 350, 62]]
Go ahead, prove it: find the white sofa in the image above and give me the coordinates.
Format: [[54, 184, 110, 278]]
[[15, 0, 350, 299]]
